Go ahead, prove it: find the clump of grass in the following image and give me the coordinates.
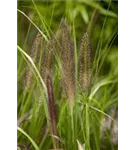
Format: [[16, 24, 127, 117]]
[[18, 1, 118, 149], [22, 19, 93, 148], [23, 17, 93, 113]]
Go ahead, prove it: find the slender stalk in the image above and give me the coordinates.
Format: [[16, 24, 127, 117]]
[[46, 74, 58, 148]]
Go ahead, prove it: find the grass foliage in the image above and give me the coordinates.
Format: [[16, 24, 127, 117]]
[[17, 1, 118, 150]]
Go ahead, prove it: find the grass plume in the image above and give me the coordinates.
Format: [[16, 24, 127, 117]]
[[41, 37, 55, 83], [59, 20, 75, 105], [24, 32, 44, 91], [78, 32, 92, 93]]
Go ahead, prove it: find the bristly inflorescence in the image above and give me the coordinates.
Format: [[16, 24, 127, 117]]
[[24, 19, 92, 104], [59, 20, 75, 102], [24, 32, 44, 91], [78, 32, 92, 92], [41, 37, 55, 84], [23, 20, 92, 146]]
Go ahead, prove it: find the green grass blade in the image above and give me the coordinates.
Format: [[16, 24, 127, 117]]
[[17, 45, 49, 126], [17, 126, 40, 150], [73, 20, 78, 101], [17, 45, 47, 93], [81, 0, 117, 19], [89, 79, 117, 99], [17, 9, 48, 42], [90, 106, 117, 126], [32, 0, 50, 39]]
